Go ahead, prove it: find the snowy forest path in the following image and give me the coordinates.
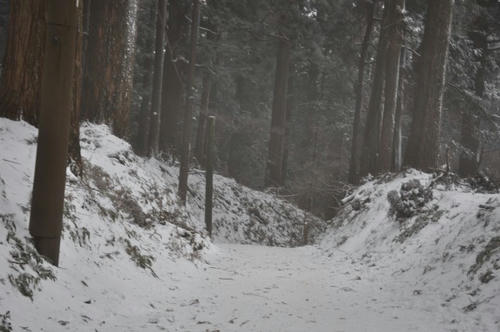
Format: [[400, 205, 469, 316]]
[[137, 244, 455, 332]]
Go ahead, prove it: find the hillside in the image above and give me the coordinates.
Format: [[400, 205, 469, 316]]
[[320, 170, 500, 331], [0, 118, 499, 331], [0, 118, 322, 331]]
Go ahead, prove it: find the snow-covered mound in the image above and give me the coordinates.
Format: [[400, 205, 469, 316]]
[[320, 170, 500, 330], [0, 118, 321, 330]]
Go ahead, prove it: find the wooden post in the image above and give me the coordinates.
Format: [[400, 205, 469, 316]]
[[205, 116, 215, 237], [29, 0, 79, 266]]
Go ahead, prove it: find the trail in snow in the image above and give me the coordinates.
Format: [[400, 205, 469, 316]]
[[110, 244, 478, 332]]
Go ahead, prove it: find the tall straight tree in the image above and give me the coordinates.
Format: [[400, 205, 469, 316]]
[[360, 0, 391, 177], [348, 0, 375, 184], [194, 18, 218, 165], [147, 0, 168, 156], [265, 37, 291, 187], [178, 0, 200, 204], [29, 0, 79, 266], [392, 46, 406, 172], [69, 1, 84, 175], [160, 0, 189, 154], [405, 0, 454, 170], [378, 0, 405, 172], [81, 0, 138, 138]]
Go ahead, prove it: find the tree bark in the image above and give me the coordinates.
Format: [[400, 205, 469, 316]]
[[348, 0, 375, 184], [159, 0, 188, 155], [0, 1, 46, 125], [0, 1, 82, 171], [69, 2, 84, 175], [282, 70, 294, 185], [265, 38, 291, 188], [81, 0, 138, 139], [404, 0, 454, 171], [378, 0, 405, 173], [205, 116, 215, 237], [178, 0, 200, 204], [29, 0, 79, 266], [360, 0, 391, 177], [147, 0, 168, 156]]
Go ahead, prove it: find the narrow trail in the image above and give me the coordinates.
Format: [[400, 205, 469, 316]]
[[123, 244, 464, 332]]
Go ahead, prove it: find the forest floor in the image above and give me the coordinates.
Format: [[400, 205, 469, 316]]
[[1, 118, 499, 331]]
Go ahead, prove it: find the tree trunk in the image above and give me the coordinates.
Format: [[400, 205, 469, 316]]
[[0, 1, 46, 125], [360, 0, 391, 177], [0, 1, 82, 171], [205, 116, 216, 237], [81, 0, 138, 139], [29, 0, 79, 266], [378, 0, 405, 173], [348, 0, 375, 184], [69, 2, 84, 175], [147, 0, 168, 156], [392, 46, 406, 172], [159, 0, 188, 155], [178, 0, 200, 204], [0, 0, 9, 66], [265, 38, 291, 188], [160, 51, 184, 154], [194, 72, 211, 166], [138, 54, 153, 156], [282, 70, 294, 185], [404, 0, 453, 171]]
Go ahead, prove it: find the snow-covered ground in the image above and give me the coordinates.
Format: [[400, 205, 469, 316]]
[[1, 118, 499, 331], [319, 170, 500, 331]]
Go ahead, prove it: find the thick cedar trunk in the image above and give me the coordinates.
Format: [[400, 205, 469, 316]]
[[29, 0, 79, 266], [138, 54, 153, 156], [178, 0, 200, 204], [194, 73, 211, 166], [147, 0, 168, 156], [159, 0, 187, 154], [0, 1, 82, 170], [0, 1, 46, 125], [378, 0, 404, 172], [0, 1, 8, 64], [265, 38, 291, 188], [69, 2, 84, 175], [360, 0, 390, 177], [404, 0, 453, 171], [82, 0, 138, 139], [392, 46, 406, 172], [348, 0, 375, 184], [136, 2, 155, 156]]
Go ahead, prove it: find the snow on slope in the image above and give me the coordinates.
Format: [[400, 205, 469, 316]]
[[0, 118, 321, 331], [319, 170, 500, 331]]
